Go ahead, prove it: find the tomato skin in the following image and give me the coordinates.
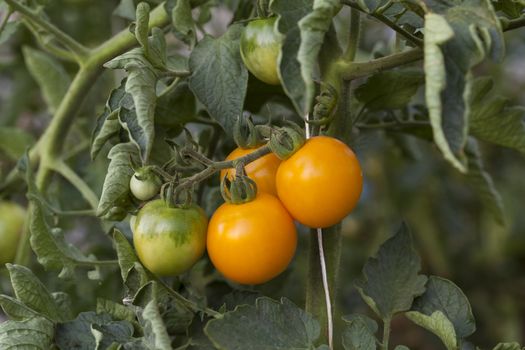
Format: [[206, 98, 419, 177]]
[[240, 17, 282, 85], [276, 136, 363, 228], [0, 202, 25, 266], [132, 199, 208, 276], [207, 193, 297, 285], [220, 147, 281, 196]]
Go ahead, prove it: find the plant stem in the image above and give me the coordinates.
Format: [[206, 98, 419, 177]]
[[3, 0, 89, 61], [344, 9, 361, 62], [317, 228, 334, 349], [0, 7, 13, 34], [382, 316, 392, 350], [501, 15, 525, 31]]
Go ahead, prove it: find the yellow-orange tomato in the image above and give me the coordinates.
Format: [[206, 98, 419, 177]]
[[220, 147, 281, 196], [207, 193, 297, 285], [276, 136, 363, 228]]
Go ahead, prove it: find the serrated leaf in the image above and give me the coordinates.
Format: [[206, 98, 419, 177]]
[[406, 310, 457, 350], [188, 24, 248, 136], [355, 70, 424, 111], [29, 200, 97, 279], [355, 223, 427, 319], [342, 314, 378, 350], [423, 0, 504, 173], [0, 317, 54, 349], [113, 229, 141, 282], [205, 297, 325, 350], [97, 298, 137, 324], [469, 77, 525, 155], [6, 264, 62, 321], [53, 292, 74, 321], [22, 46, 71, 113], [0, 127, 35, 160], [97, 143, 138, 217], [155, 80, 196, 127], [271, 0, 313, 116], [410, 276, 476, 340], [91, 80, 134, 159], [55, 312, 135, 350], [105, 51, 157, 162], [147, 27, 167, 68], [170, 0, 196, 47], [464, 138, 505, 225]]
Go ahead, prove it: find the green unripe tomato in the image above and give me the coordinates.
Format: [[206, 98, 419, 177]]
[[132, 199, 208, 276], [0, 202, 26, 266], [130, 166, 162, 201], [240, 17, 282, 85]]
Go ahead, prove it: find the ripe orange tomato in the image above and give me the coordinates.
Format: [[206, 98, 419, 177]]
[[220, 147, 281, 196], [276, 136, 363, 228], [207, 193, 297, 285]]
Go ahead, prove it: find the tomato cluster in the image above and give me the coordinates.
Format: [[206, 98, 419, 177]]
[[131, 136, 362, 285]]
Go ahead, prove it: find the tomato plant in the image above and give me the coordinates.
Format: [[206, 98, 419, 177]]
[[220, 146, 281, 196], [0, 0, 524, 349], [207, 192, 297, 285], [276, 135, 363, 228], [132, 199, 208, 276]]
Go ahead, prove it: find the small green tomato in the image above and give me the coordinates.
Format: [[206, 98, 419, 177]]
[[130, 166, 162, 201], [0, 202, 26, 266], [240, 17, 282, 85], [132, 199, 208, 276]]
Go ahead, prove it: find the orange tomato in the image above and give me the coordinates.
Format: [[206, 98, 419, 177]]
[[276, 136, 363, 228], [220, 146, 281, 196], [207, 193, 297, 285]]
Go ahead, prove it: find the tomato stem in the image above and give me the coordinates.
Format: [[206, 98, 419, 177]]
[[317, 228, 334, 349]]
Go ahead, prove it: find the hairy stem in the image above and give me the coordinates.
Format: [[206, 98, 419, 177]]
[[344, 9, 361, 62], [382, 317, 392, 350]]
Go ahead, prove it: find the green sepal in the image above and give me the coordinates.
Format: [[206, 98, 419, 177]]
[[268, 124, 306, 160]]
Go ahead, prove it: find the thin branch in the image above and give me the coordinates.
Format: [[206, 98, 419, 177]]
[[0, 7, 13, 34], [317, 229, 334, 349], [3, 0, 88, 61], [50, 160, 99, 210], [341, 0, 423, 47], [343, 9, 361, 61], [502, 15, 525, 31], [338, 48, 423, 81]]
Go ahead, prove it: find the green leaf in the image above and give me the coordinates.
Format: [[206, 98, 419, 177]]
[[406, 310, 457, 350], [22, 46, 71, 113], [341, 314, 378, 350], [97, 142, 138, 218], [55, 312, 135, 350], [464, 138, 505, 225], [29, 200, 98, 279], [355, 70, 424, 111], [423, 0, 504, 173], [492, 343, 524, 350], [113, 229, 150, 297], [0, 295, 41, 321], [271, 0, 313, 116], [188, 24, 248, 136], [6, 264, 62, 321], [355, 223, 427, 319], [295, 0, 340, 115], [155, 80, 196, 127], [0, 317, 54, 349], [408, 276, 476, 344], [97, 298, 137, 324], [0, 127, 35, 160], [205, 297, 325, 349], [91, 80, 134, 159], [170, 0, 197, 47], [139, 284, 172, 350], [469, 77, 525, 155], [0, 21, 20, 45], [105, 50, 158, 163], [135, 2, 151, 54]]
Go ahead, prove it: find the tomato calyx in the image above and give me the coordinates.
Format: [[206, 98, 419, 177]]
[[233, 114, 265, 149], [220, 164, 258, 204], [268, 123, 306, 160]]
